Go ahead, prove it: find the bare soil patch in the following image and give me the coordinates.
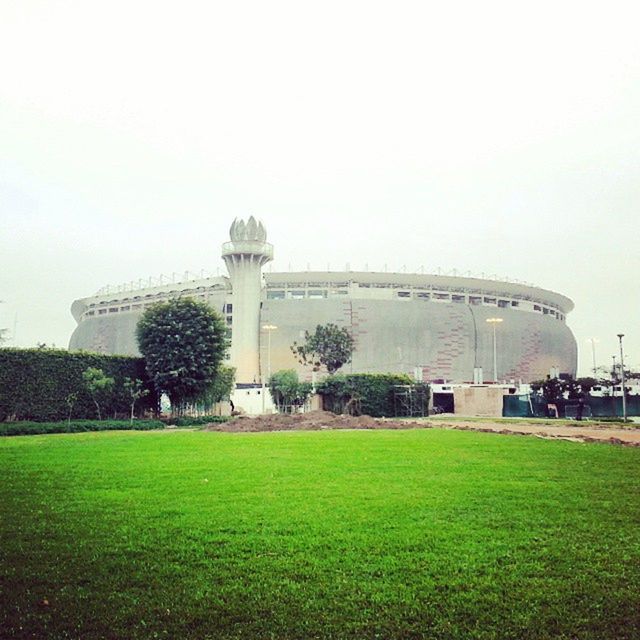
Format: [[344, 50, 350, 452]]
[[203, 410, 408, 432], [445, 420, 640, 447], [203, 411, 640, 446]]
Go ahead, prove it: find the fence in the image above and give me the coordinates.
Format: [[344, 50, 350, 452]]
[[503, 394, 640, 418]]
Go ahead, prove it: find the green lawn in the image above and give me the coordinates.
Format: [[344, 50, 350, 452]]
[[1, 429, 639, 639]]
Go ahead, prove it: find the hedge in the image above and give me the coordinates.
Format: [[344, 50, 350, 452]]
[[0, 348, 158, 422], [316, 373, 429, 417], [0, 419, 165, 437]]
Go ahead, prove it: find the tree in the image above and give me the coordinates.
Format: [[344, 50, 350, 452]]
[[65, 392, 78, 426], [291, 323, 355, 375], [186, 366, 236, 414], [82, 367, 115, 420], [203, 365, 236, 404], [124, 378, 150, 426], [268, 370, 313, 413], [136, 298, 229, 412]]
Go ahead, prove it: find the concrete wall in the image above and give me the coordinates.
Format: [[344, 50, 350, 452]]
[[259, 298, 577, 383], [453, 387, 508, 417], [230, 386, 275, 415]]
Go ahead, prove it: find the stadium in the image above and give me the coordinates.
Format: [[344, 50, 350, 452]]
[[69, 217, 577, 384]]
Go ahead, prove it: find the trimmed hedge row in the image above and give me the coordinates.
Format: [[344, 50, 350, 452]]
[[0, 349, 158, 422], [317, 373, 428, 417], [0, 415, 231, 436], [0, 419, 165, 437]]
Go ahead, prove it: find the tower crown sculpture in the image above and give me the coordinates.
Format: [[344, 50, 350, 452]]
[[222, 216, 273, 262], [229, 216, 267, 243]]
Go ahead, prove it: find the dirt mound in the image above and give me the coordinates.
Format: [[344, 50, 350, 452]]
[[203, 410, 426, 432], [200, 412, 640, 446]]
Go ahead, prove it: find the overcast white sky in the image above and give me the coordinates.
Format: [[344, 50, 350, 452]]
[[1, 0, 639, 375]]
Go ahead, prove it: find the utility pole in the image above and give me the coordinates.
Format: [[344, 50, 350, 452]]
[[586, 338, 598, 376], [486, 318, 503, 382], [618, 334, 627, 422]]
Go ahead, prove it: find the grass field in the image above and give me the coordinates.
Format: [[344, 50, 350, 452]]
[[1, 429, 639, 639]]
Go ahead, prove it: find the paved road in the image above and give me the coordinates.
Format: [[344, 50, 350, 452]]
[[431, 419, 640, 446]]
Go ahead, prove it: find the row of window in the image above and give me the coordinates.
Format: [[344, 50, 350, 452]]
[[266, 289, 347, 300], [82, 288, 564, 321], [85, 291, 216, 315], [263, 288, 565, 320]]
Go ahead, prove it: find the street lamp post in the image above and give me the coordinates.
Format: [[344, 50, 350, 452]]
[[618, 334, 627, 422], [261, 324, 277, 413], [586, 338, 599, 376], [486, 318, 503, 383]]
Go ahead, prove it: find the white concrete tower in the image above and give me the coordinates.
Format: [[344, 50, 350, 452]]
[[221, 217, 273, 384]]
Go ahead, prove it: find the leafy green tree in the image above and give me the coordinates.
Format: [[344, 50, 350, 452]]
[[65, 392, 78, 426], [136, 298, 229, 412], [123, 378, 150, 426], [204, 365, 236, 404], [188, 366, 236, 414], [82, 367, 115, 420], [291, 323, 355, 374], [268, 370, 313, 412]]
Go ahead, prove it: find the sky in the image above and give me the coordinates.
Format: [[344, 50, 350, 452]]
[[1, 0, 639, 375]]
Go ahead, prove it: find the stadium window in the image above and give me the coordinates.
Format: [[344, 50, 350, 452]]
[[85, 311, 95, 317], [98, 309, 107, 315], [109, 307, 118, 313], [120, 305, 131, 312], [543, 308, 549, 315], [308, 289, 327, 299], [498, 300, 509, 308], [267, 290, 285, 300], [483, 297, 496, 304], [132, 304, 142, 310], [417, 292, 430, 300], [511, 301, 519, 307], [434, 292, 450, 300], [397, 291, 411, 298], [469, 296, 481, 305], [452, 295, 465, 303], [225, 303, 233, 313], [288, 290, 305, 299], [534, 304, 541, 311]]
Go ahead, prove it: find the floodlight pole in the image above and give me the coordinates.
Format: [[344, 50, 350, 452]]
[[486, 318, 503, 383], [618, 334, 627, 422], [261, 324, 277, 413], [587, 338, 598, 376]]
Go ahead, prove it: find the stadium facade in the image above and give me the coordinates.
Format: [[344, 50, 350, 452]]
[[69, 217, 577, 383]]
